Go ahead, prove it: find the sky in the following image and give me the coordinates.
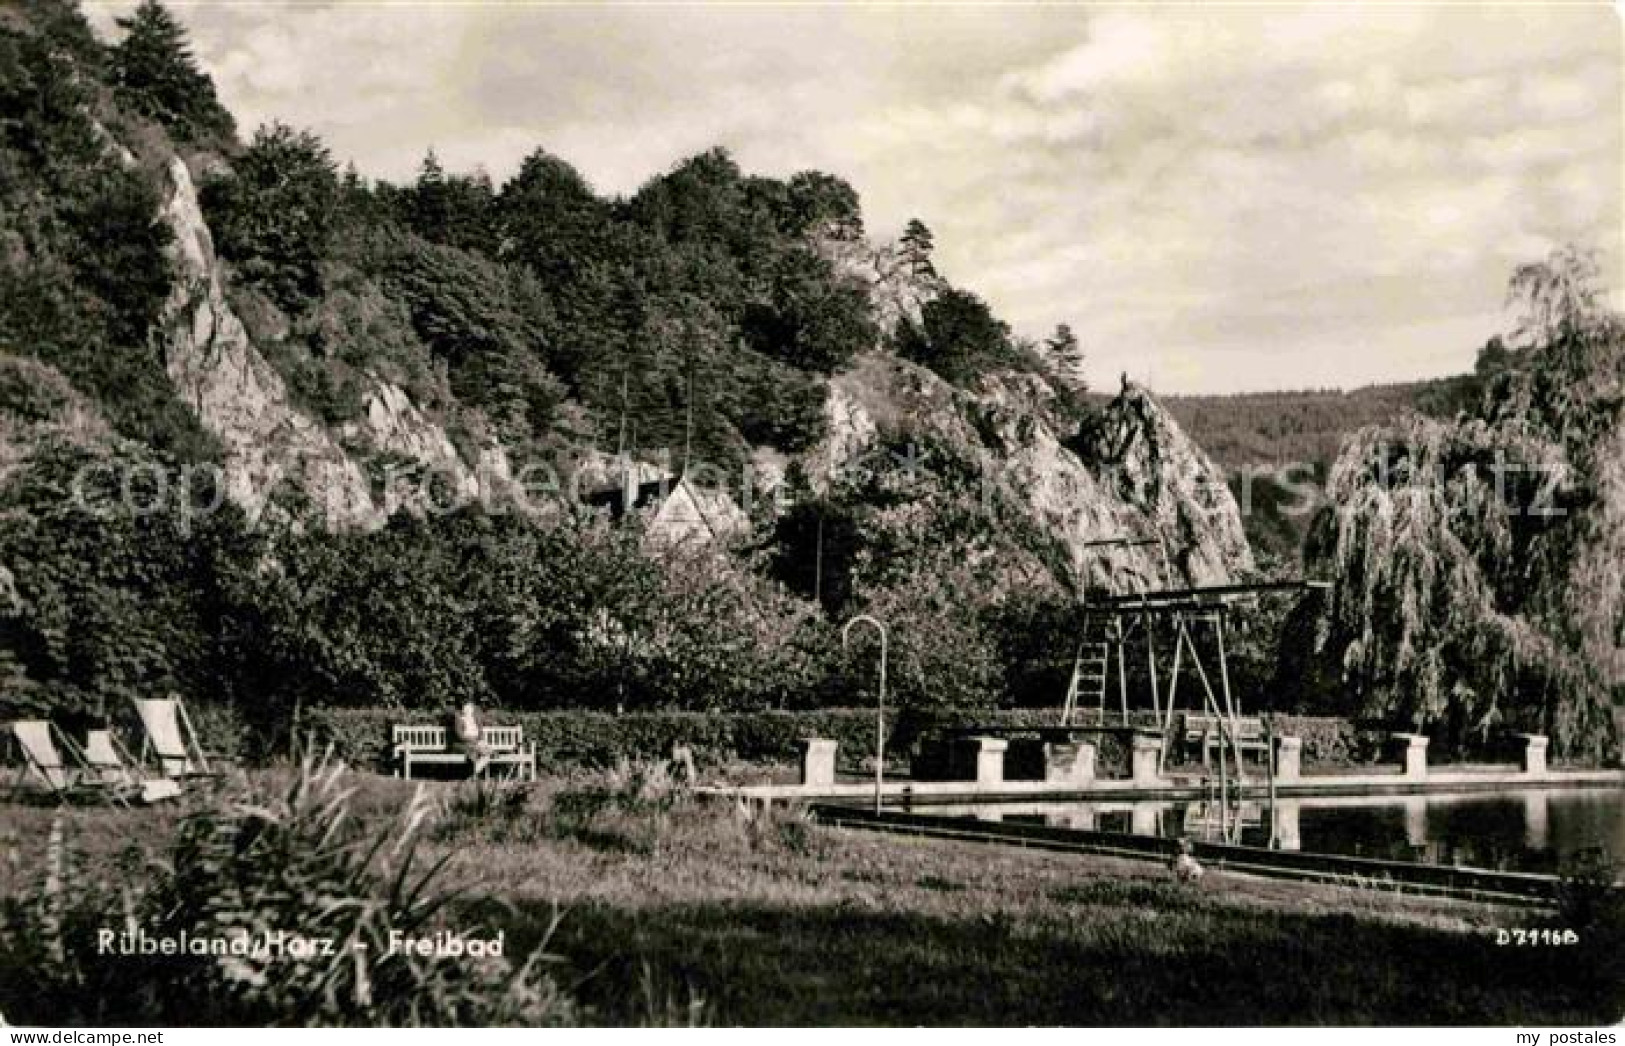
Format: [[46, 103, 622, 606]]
[[86, 2, 1623, 395]]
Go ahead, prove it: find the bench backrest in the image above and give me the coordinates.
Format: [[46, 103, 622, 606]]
[[392, 723, 524, 752], [393, 724, 445, 750], [482, 726, 524, 751]]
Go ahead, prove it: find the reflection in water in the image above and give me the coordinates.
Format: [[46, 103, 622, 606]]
[[928, 786, 1625, 873], [1524, 791, 1549, 850]]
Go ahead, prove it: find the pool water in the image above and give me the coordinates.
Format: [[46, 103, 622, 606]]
[[927, 786, 1625, 874]]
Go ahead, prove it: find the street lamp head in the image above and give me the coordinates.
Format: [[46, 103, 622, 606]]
[[842, 613, 886, 649]]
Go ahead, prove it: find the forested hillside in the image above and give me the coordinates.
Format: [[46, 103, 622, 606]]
[[1165, 377, 1480, 469], [0, 0, 1260, 743], [1163, 377, 1482, 563]]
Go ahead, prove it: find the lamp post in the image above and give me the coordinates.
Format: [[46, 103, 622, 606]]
[[842, 614, 888, 814]]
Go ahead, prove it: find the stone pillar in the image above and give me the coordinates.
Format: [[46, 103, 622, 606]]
[[951, 736, 1008, 787], [1043, 741, 1096, 785], [797, 738, 837, 787], [1272, 800, 1301, 851], [1060, 803, 1097, 832], [1393, 733, 1430, 779], [1130, 734, 1164, 786], [1130, 803, 1160, 837], [1273, 736, 1302, 784], [1515, 733, 1549, 776]]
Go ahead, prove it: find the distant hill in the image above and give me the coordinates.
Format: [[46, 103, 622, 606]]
[[1163, 376, 1481, 468], [1162, 376, 1482, 563]]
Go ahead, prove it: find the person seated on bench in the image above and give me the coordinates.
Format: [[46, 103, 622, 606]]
[[450, 700, 492, 777]]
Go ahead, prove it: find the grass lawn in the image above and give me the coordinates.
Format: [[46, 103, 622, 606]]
[[2, 766, 1621, 1026]]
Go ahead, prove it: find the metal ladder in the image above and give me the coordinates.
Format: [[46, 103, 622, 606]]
[[1060, 620, 1111, 726]]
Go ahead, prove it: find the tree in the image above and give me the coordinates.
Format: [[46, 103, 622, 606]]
[[1493, 243, 1622, 440], [410, 148, 449, 240], [628, 147, 748, 246], [1473, 335, 1510, 376], [783, 170, 863, 240], [202, 122, 339, 311], [895, 287, 1015, 385], [0, 436, 251, 721], [1506, 244, 1606, 349], [1044, 323, 1086, 392], [369, 231, 565, 447], [497, 148, 609, 285], [110, 0, 236, 148], [740, 246, 877, 374], [900, 218, 936, 278], [0, 11, 215, 461]]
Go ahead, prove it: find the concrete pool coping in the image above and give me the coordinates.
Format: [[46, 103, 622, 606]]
[[705, 768, 1625, 805]]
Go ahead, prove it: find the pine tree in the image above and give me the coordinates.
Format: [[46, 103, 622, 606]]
[[900, 218, 937, 279], [111, 0, 236, 147], [412, 148, 450, 243], [201, 122, 338, 310], [1044, 322, 1087, 392]]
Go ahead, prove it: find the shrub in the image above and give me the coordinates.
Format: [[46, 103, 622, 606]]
[[894, 287, 1025, 387], [293, 706, 1192, 777], [0, 751, 580, 1026], [0, 354, 78, 423], [0, 436, 251, 722]]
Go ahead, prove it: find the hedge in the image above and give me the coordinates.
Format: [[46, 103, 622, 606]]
[[1272, 715, 1389, 766], [289, 706, 1368, 776]]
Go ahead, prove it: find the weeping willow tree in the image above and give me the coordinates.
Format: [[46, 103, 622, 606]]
[[1291, 248, 1624, 759]]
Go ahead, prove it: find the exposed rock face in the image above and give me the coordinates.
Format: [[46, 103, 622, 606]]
[[338, 382, 514, 514], [158, 157, 375, 528], [1075, 379, 1255, 587], [156, 157, 514, 528], [813, 355, 1254, 594], [816, 234, 944, 337], [145, 132, 1249, 585]]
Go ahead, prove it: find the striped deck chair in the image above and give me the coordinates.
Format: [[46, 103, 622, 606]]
[[132, 697, 223, 781], [6, 720, 127, 805]]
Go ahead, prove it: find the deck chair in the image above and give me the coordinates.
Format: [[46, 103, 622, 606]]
[[131, 696, 223, 781], [83, 727, 181, 803], [6, 720, 128, 805], [82, 728, 137, 786]]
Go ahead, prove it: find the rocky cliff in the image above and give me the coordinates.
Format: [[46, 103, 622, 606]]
[[156, 156, 508, 527], [158, 156, 375, 527], [817, 233, 944, 337], [811, 353, 1254, 595]]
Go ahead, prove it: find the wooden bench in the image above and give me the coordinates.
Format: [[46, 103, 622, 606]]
[[392, 724, 536, 781], [1183, 714, 1268, 765]]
